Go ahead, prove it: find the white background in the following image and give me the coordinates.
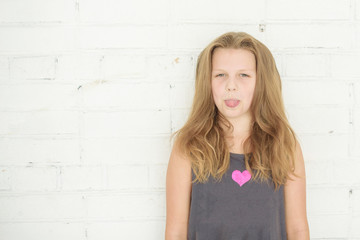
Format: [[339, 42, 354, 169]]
[[0, 0, 359, 239]]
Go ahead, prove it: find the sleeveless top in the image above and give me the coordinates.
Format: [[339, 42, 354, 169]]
[[187, 152, 287, 240]]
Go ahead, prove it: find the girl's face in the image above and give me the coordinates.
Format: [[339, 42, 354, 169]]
[[211, 48, 256, 123]]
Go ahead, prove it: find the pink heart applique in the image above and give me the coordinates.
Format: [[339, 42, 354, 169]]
[[232, 170, 251, 187]]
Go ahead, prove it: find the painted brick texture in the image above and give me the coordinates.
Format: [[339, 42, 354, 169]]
[[0, 0, 359, 239]]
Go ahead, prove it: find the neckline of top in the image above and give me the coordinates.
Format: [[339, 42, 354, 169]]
[[230, 152, 245, 156]]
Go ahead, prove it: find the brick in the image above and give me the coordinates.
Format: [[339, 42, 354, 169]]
[[171, 82, 195, 109], [86, 192, 165, 219], [102, 55, 146, 79], [168, 25, 258, 50], [356, 23, 360, 50], [266, 23, 354, 50], [11, 166, 57, 191], [0, 57, 9, 81], [308, 214, 349, 238], [283, 54, 329, 77], [82, 136, 171, 165], [330, 53, 360, 78], [355, 83, 360, 106], [0, 84, 78, 110], [267, 0, 351, 20], [0, 27, 77, 53], [0, 167, 11, 190], [0, 111, 79, 135], [352, 107, 360, 157], [171, 108, 191, 133], [286, 106, 349, 134], [78, 26, 167, 49], [81, 82, 170, 110], [283, 81, 349, 105], [353, 189, 360, 212], [0, 138, 80, 165], [79, 0, 168, 24], [107, 165, 148, 189], [350, 213, 360, 237], [272, 53, 284, 76], [0, 194, 84, 220], [61, 166, 105, 190], [332, 160, 360, 185], [0, 0, 76, 23], [57, 53, 146, 82], [171, 0, 265, 22], [146, 55, 195, 81], [86, 220, 164, 240], [305, 161, 332, 185], [0, 222, 85, 240], [149, 165, 167, 189], [56, 54, 102, 81], [299, 134, 349, 162], [10, 56, 56, 80], [83, 110, 171, 137], [307, 187, 350, 214]]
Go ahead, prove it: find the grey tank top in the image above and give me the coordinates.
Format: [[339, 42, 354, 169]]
[[187, 152, 287, 240]]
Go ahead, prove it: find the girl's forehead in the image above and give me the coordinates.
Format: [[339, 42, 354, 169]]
[[212, 48, 255, 60], [211, 49, 256, 71]]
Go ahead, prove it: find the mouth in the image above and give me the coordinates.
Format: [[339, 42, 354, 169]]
[[224, 99, 240, 108]]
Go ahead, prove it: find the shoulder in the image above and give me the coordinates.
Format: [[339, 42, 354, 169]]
[[285, 138, 306, 185], [293, 139, 305, 176], [165, 139, 192, 237], [167, 139, 192, 190], [283, 139, 310, 237], [169, 139, 191, 166]]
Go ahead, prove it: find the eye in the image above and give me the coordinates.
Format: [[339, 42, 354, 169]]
[[215, 73, 225, 77], [240, 74, 249, 77]]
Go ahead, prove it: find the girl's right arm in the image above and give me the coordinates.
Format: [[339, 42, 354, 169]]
[[165, 141, 192, 240]]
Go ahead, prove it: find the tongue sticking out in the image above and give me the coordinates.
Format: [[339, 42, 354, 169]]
[[225, 100, 240, 107]]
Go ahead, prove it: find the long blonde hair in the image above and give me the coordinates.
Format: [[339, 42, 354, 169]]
[[170, 31, 298, 190]]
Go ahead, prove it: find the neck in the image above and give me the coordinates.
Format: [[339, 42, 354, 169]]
[[218, 114, 253, 152], [220, 115, 253, 138]]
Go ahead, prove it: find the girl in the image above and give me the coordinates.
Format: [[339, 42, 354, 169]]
[[165, 32, 309, 240]]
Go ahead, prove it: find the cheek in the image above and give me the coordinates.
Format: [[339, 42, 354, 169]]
[[211, 82, 222, 106], [247, 80, 256, 98], [247, 87, 256, 104], [211, 81, 220, 97], [248, 93, 255, 104]]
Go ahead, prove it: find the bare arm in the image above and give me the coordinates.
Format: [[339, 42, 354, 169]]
[[284, 140, 310, 240], [165, 141, 192, 240]]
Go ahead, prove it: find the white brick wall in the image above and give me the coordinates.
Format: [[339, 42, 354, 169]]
[[0, 0, 359, 239]]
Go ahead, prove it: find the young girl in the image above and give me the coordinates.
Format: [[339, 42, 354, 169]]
[[165, 32, 309, 240]]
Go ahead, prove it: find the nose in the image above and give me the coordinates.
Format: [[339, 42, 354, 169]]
[[227, 85, 237, 91], [226, 77, 237, 91]]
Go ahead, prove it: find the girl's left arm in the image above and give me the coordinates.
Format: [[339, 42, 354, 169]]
[[284, 140, 310, 240]]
